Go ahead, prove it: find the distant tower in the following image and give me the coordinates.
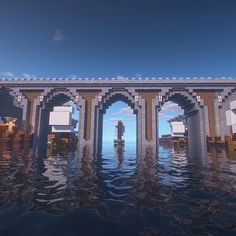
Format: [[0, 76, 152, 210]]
[[114, 120, 125, 146]]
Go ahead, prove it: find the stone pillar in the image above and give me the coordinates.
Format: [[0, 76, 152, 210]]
[[94, 109, 103, 154], [136, 102, 145, 155], [77, 97, 86, 149], [21, 90, 43, 136], [79, 91, 100, 152], [36, 106, 48, 143], [214, 98, 222, 137], [195, 91, 218, 137], [137, 91, 158, 153], [186, 108, 206, 158]]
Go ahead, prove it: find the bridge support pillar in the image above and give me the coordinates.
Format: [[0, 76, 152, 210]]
[[186, 108, 207, 157], [78, 91, 100, 154], [21, 90, 43, 137], [94, 108, 103, 154], [195, 91, 219, 137], [195, 91, 223, 145], [137, 91, 159, 154]]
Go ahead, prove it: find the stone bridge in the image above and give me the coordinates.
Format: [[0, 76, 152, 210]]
[[0, 77, 235, 155]]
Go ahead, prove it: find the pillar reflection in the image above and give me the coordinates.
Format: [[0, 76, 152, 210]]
[[72, 145, 101, 209], [114, 145, 124, 165], [132, 146, 161, 211]]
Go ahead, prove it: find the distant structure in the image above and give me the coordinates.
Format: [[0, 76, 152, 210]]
[[226, 101, 236, 133], [159, 115, 187, 147], [114, 120, 125, 146], [48, 106, 78, 146], [0, 117, 31, 143], [168, 116, 186, 137], [49, 106, 74, 133]]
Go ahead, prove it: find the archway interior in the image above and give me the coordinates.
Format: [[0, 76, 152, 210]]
[[40, 94, 79, 143], [103, 101, 136, 142], [158, 94, 197, 149], [159, 101, 184, 137], [0, 91, 23, 127], [101, 94, 137, 153]]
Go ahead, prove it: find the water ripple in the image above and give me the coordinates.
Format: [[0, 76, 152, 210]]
[[0, 143, 236, 235]]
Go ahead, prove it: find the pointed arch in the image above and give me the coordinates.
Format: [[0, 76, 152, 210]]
[[37, 89, 81, 143], [94, 89, 141, 154], [158, 90, 206, 154]]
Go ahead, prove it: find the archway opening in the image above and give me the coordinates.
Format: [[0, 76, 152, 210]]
[[39, 94, 80, 147], [0, 91, 23, 142], [102, 100, 137, 155], [158, 92, 203, 155], [158, 101, 186, 149]]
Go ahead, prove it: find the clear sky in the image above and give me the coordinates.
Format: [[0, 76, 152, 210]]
[[0, 0, 235, 141], [0, 0, 236, 78]]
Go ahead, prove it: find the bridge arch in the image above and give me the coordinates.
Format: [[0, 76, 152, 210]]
[[101, 90, 139, 113], [160, 90, 201, 112], [43, 90, 80, 110], [158, 90, 206, 153], [94, 89, 142, 153], [37, 90, 81, 143]]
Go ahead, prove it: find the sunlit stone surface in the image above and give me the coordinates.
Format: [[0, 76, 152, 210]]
[[0, 143, 236, 235]]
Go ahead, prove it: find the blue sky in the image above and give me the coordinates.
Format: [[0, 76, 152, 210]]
[[0, 0, 235, 141], [0, 0, 236, 78]]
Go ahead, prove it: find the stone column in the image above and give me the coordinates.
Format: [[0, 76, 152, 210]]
[[95, 109, 103, 154], [214, 98, 222, 137], [136, 101, 144, 155], [186, 107, 207, 158], [77, 97, 86, 149], [195, 91, 218, 137], [78, 91, 100, 153], [137, 91, 159, 154], [21, 90, 43, 136]]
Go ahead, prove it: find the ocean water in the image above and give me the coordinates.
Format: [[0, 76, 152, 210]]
[[0, 142, 236, 235]]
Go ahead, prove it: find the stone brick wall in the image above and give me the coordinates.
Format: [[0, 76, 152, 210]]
[[1, 77, 236, 154], [195, 91, 217, 137]]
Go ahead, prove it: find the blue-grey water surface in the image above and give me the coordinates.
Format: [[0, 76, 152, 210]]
[[0, 142, 236, 235]]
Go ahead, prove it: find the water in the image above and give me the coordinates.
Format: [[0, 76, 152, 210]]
[[0, 142, 236, 235]]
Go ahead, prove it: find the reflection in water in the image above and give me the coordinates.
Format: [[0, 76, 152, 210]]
[[0, 143, 236, 235], [157, 146, 190, 188], [114, 145, 124, 165]]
